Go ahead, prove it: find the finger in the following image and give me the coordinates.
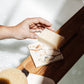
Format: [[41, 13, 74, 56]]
[[30, 29, 43, 33], [36, 17, 52, 26], [46, 27, 55, 31], [30, 27, 54, 33], [29, 33, 38, 39], [28, 17, 52, 27]]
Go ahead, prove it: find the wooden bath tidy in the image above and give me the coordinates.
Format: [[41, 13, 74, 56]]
[[17, 6, 84, 83]]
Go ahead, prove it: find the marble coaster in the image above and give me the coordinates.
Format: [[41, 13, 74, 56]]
[[28, 42, 63, 67]]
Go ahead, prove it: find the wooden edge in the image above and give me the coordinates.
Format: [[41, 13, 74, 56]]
[[17, 56, 30, 70], [17, 56, 43, 74]]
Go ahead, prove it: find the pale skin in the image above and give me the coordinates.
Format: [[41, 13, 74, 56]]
[[0, 17, 54, 40]]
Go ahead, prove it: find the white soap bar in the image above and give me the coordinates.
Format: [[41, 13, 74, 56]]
[[28, 42, 63, 67], [38, 29, 64, 50], [28, 73, 55, 84]]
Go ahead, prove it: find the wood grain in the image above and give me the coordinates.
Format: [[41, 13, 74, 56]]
[[17, 6, 84, 83]]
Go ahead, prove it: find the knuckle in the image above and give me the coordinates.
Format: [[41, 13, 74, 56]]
[[25, 18, 32, 21]]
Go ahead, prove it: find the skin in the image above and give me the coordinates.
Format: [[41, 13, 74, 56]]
[[0, 17, 54, 40]]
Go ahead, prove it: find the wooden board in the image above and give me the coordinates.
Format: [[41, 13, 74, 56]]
[[17, 6, 84, 83]]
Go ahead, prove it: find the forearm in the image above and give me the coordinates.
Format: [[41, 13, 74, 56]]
[[0, 25, 15, 39]]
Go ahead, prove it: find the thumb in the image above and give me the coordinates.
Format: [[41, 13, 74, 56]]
[[29, 33, 38, 39]]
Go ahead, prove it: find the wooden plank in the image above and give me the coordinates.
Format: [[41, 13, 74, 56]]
[[17, 6, 84, 83], [17, 56, 43, 74]]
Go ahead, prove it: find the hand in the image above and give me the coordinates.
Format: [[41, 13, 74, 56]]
[[14, 17, 54, 39]]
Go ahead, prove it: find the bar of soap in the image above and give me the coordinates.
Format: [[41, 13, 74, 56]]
[[28, 42, 63, 67], [38, 29, 64, 50]]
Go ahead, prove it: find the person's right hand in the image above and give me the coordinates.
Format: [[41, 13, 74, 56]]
[[14, 17, 54, 39]]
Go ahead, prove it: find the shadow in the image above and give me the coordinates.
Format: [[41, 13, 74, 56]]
[[0, 39, 31, 55], [0, 39, 33, 68], [40, 6, 84, 84]]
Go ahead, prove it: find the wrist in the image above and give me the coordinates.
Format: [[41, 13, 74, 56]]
[[1, 26, 17, 39], [11, 25, 24, 40], [9, 26, 17, 38], [6, 26, 17, 38]]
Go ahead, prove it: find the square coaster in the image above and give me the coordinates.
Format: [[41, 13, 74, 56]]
[[28, 42, 63, 67]]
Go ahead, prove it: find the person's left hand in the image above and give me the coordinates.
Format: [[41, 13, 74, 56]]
[[14, 17, 54, 39]]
